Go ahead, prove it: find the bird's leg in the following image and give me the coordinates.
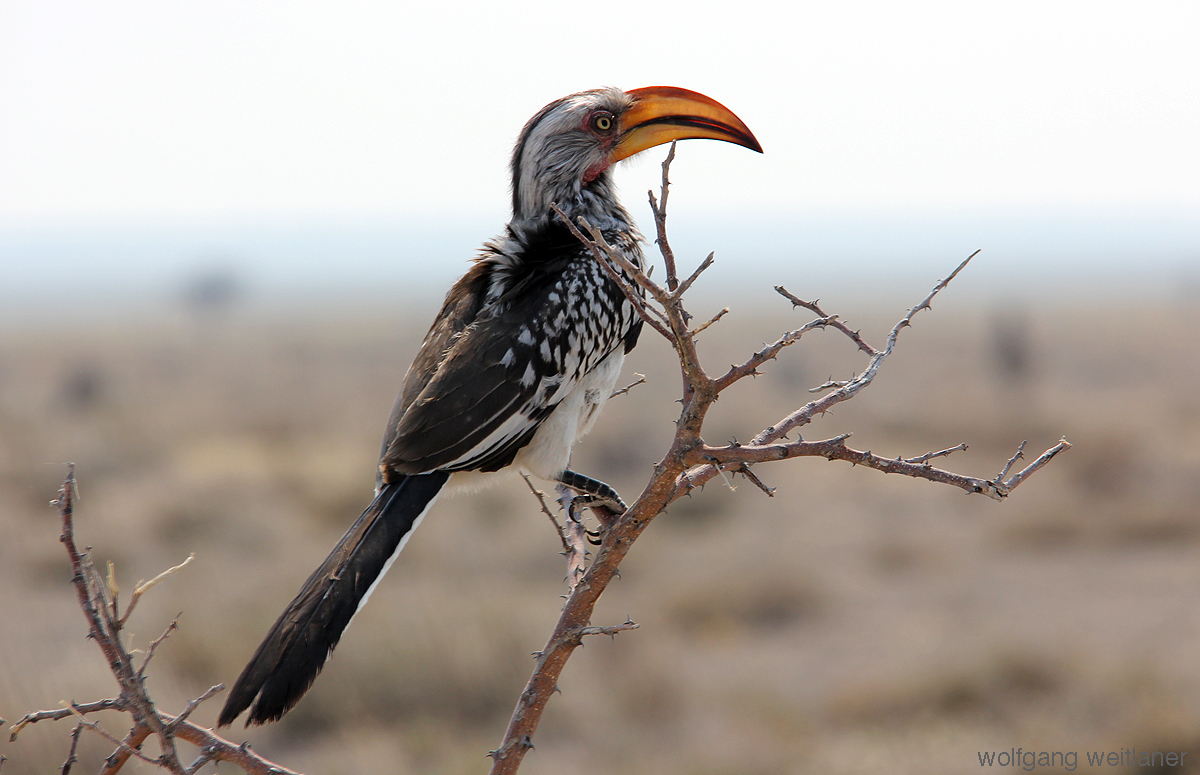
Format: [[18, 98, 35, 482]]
[[557, 469, 626, 512], [557, 470, 626, 543]]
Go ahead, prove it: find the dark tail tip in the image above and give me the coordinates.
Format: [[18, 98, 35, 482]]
[[217, 472, 448, 726]]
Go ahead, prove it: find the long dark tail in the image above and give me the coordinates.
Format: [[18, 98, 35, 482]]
[[218, 471, 450, 727]]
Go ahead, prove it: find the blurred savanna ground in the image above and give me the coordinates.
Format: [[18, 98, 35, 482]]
[[3, 265, 1200, 774]]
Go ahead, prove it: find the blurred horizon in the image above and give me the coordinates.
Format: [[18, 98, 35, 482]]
[[3, 205, 1197, 318]]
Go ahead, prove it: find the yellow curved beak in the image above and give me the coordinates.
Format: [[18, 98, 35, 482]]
[[612, 86, 763, 164]]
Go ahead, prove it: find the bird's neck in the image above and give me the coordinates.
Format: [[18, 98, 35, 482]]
[[512, 173, 635, 236], [480, 174, 643, 304]]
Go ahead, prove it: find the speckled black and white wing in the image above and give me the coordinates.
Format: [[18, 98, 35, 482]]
[[381, 220, 643, 477], [218, 83, 762, 729]]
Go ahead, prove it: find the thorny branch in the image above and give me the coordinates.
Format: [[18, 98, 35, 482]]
[[648, 141, 679, 292], [493, 154, 1069, 774], [556, 486, 594, 595], [905, 443, 969, 464], [9, 465, 302, 775], [609, 373, 647, 399]]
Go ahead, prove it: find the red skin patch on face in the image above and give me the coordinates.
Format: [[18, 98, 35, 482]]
[[583, 160, 610, 184]]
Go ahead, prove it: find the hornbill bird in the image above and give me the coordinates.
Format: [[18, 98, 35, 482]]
[[218, 86, 761, 727]]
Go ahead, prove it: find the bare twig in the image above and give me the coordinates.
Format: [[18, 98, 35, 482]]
[[610, 374, 646, 399], [714, 316, 837, 393], [106, 561, 120, 625], [674, 252, 714, 299], [185, 747, 217, 775], [997, 440, 1028, 481], [775, 287, 877, 356], [691, 307, 728, 337], [689, 436, 1022, 500], [1001, 438, 1072, 492], [736, 465, 776, 497], [165, 685, 223, 734], [904, 443, 969, 465], [577, 620, 639, 638], [550, 203, 673, 340], [137, 617, 180, 678], [808, 377, 849, 392], [523, 474, 570, 553], [574, 217, 662, 301], [568, 212, 713, 404], [120, 554, 194, 628], [648, 141, 679, 291], [10, 699, 124, 741], [60, 723, 83, 775]]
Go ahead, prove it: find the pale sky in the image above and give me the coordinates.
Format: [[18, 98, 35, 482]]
[[2, 0, 1197, 224], [0, 1, 1197, 306]]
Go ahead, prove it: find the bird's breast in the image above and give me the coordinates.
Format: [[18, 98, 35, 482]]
[[512, 346, 628, 480]]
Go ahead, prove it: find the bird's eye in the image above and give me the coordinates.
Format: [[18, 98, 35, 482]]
[[590, 112, 615, 133]]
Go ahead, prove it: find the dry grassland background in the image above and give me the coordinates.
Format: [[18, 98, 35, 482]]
[[3, 275, 1200, 774]]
